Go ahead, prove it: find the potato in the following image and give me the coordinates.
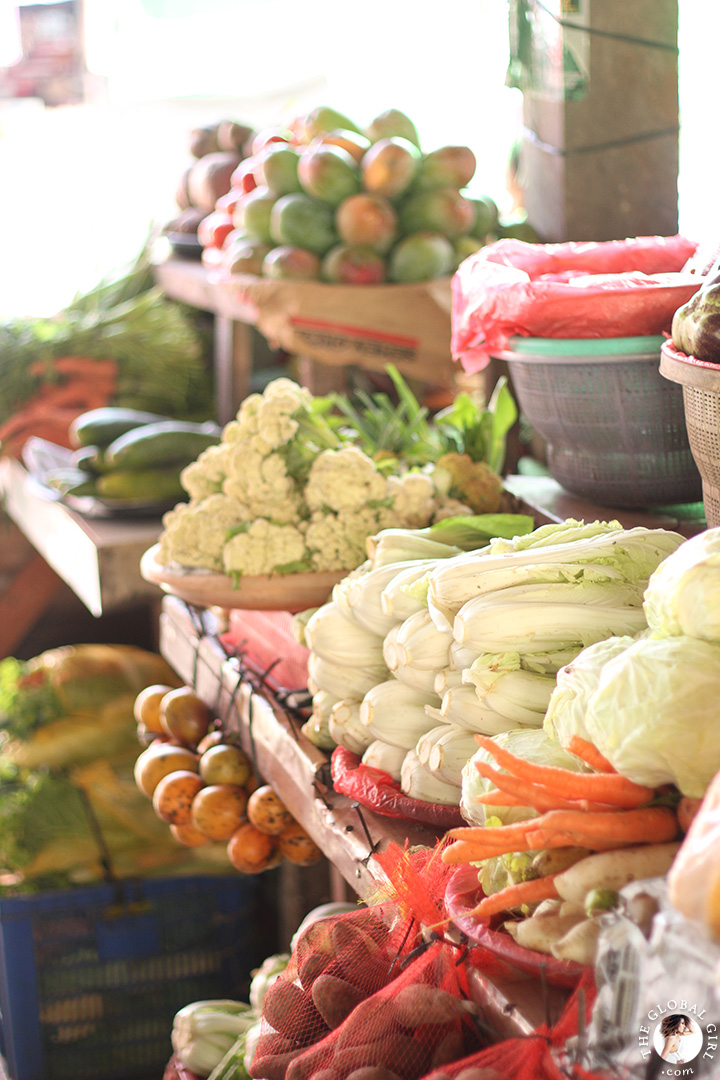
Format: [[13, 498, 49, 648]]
[[134, 743, 198, 798], [247, 784, 294, 836], [152, 770, 205, 825], [227, 822, 279, 874], [277, 822, 323, 866], [191, 783, 248, 840]]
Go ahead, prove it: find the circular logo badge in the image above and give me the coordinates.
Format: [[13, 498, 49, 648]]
[[653, 1014, 703, 1064]]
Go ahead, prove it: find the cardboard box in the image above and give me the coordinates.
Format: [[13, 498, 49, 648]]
[[511, 0, 680, 241], [210, 272, 455, 383]]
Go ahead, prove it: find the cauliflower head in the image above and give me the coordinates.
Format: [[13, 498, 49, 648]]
[[227, 379, 315, 452], [180, 443, 228, 501], [305, 446, 389, 514], [222, 519, 309, 578], [159, 494, 249, 570], [432, 452, 504, 514], [386, 471, 437, 529], [223, 444, 304, 524], [305, 505, 396, 571]]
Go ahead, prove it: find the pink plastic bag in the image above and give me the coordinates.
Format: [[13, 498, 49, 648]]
[[451, 235, 700, 373]]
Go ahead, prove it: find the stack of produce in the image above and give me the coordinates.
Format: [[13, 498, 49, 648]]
[[437, 527, 720, 967], [0, 249, 213, 458], [155, 369, 516, 580], [197, 104, 507, 284], [300, 518, 685, 810], [42, 405, 221, 507], [0, 644, 231, 891], [164, 117, 256, 244], [133, 682, 322, 874]]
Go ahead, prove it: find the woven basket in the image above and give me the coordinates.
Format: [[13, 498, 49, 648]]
[[660, 340, 720, 526], [496, 336, 702, 508]]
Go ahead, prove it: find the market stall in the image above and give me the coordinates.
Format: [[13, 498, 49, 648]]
[[4, 20, 720, 1080]]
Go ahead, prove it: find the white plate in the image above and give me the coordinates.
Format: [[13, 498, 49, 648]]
[[140, 543, 346, 611]]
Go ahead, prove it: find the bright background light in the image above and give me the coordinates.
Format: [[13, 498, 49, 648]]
[[0, 0, 715, 319]]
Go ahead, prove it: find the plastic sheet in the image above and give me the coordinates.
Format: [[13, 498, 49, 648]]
[[330, 746, 465, 829], [444, 864, 588, 990], [451, 235, 700, 373]]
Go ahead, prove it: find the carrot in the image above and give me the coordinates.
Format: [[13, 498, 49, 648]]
[[474, 735, 655, 808], [473, 759, 621, 814], [566, 735, 617, 773], [462, 874, 560, 920], [30, 356, 118, 378], [446, 821, 540, 846], [533, 806, 679, 844], [440, 839, 501, 865], [475, 788, 621, 815]]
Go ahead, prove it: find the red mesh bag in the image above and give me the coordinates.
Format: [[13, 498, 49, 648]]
[[451, 234, 700, 373], [283, 939, 486, 1080], [249, 901, 417, 1080], [418, 969, 609, 1080], [331, 747, 465, 829]]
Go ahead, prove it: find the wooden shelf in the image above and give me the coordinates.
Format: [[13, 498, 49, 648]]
[[0, 457, 164, 617], [158, 595, 570, 1036]]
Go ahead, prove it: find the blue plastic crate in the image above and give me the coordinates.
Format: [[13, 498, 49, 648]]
[[0, 875, 260, 1080]]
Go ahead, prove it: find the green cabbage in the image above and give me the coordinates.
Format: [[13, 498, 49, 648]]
[[643, 527, 720, 643], [542, 635, 638, 744], [584, 634, 720, 797]]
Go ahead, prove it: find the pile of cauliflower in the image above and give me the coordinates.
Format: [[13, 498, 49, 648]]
[[158, 378, 478, 579]]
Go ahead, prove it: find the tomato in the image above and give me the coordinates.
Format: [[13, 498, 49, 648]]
[[159, 687, 213, 748], [134, 743, 198, 798], [133, 683, 176, 734], [170, 821, 213, 848], [227, 822, 279, 874], [152, 770, 205, 825], [199, 744, 252, 787], [246, 784, 294, 836], [277, 822, 323, 866], [191, 784, 248, 841]]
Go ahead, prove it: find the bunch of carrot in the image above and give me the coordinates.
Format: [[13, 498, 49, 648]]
[[0, 357, 118, 459], [440, 734, 681, 920]]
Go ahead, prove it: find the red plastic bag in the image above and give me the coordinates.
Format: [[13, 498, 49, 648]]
[[451, 234, 700, 373], [443, 865, 587, 990], [331, 746, 465, 829]]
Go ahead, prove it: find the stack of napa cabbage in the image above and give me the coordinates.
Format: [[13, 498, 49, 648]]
[[297, 518, 686, 808]]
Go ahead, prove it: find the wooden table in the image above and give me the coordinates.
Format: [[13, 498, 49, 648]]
[[0, 457, 164, 620]]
